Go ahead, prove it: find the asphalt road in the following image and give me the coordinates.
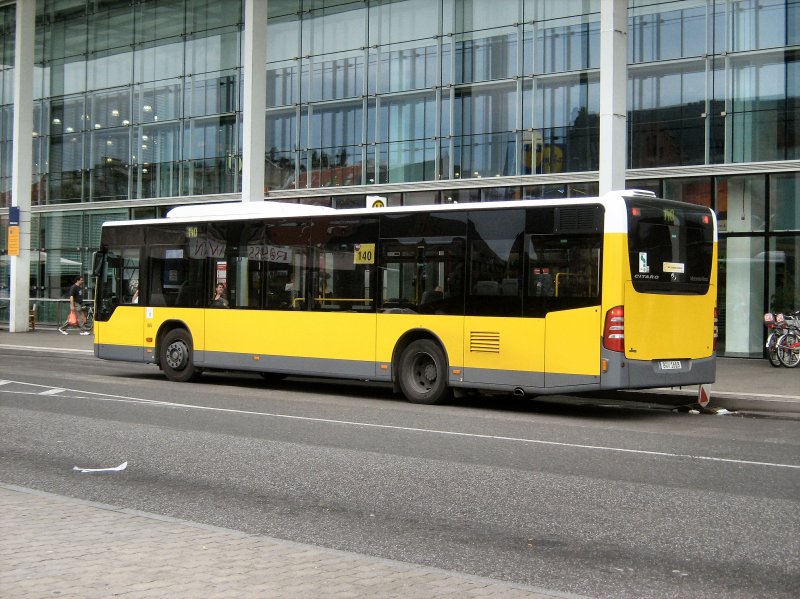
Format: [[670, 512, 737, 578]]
[[1, 346, 798, 599]]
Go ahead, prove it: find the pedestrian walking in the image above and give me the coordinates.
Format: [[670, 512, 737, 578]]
[[58, 275, 90, 336]]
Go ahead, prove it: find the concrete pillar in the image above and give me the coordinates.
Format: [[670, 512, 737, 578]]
[[9, 0, 35, 332], [241, 0, 268, 202], [599, 0, 627, 195]]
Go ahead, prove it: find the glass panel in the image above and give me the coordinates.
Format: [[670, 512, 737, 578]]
[[768, 235, 799, 314], [454, 0, 518, 32], [267, 12, 301, 63], [455, 82, 516, 136], [89, 4, 135, 53], [87, 50, 133, 90], [186, 27, 240, 75], [135, 79, 182, 124], [186, 0, 242, 32], [182, 115, 238, 195], [533, 74, 599, 172], [524, 0, 600, 21], [304, 144, 362, 187], [45, 9, 87, 60], [455, 27, 517, 84], [305, 50, 364, 101], [266, 109, 297, 190], [135, 0, 187, 44], [267, 61, 300, 107], [375, 41, 438, 94], [715, 175, 766, 233], [90, 87, 131, 130], [532, 17, 599, 75], [663, 177, 712, 208], [629, 1, 706, 63], [48, 134, 85, 203], [135, 122, 181, 199], [730, 0, 797, 52], [770, 172, 800, 232], [49, 58, 87, 96], [309, 100, 362, 149], [49, 95, 86, 135], [134, 38, 185, 83], [302, 3, 366, 56], [454, 132, 515, 178], [377, 139, 436, 183], [89, 127, 130, 201], [628, 63, 706, 167], [729, 52, 797, 163], [184, 71, 238, 117], [379, 92, 435, 142], [369, 0, 439, 45], [718, 236, 765, 356]]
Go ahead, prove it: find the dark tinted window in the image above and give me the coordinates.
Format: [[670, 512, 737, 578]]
[[145, 224, 206, 307], [627, 199, 713, 294], [467, 209, 524, 316], [379, 211, 467, 315]]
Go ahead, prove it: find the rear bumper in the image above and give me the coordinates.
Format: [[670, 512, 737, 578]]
[[600, 349, 716, 390]]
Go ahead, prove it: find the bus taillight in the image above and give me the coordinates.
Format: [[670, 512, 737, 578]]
[[603, 306, 625, 353]]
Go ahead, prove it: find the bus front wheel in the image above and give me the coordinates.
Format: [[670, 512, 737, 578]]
[[398, 339, 451, 405], [160, 328, 200, 382]]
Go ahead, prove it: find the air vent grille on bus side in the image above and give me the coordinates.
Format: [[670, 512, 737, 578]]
[[470, 331, 500, 353], [555, 206, 600, 233]]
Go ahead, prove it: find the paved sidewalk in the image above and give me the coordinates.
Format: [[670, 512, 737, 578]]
[[0, 484, 578, 599]]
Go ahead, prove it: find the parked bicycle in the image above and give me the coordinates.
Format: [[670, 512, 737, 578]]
[[764, 311, 800, 368], [775, 311, 800, 368], [763, 312, 785, 367]]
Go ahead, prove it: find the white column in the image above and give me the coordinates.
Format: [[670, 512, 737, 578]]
[[9, 0, 35, 333], [599, 0, 627, 195], [241, 0, 268, 202]]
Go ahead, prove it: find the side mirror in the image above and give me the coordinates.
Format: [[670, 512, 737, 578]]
[[91, 250, 105, 277]]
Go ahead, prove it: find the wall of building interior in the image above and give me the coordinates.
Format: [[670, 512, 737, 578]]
[[0, 0, 798, 356]]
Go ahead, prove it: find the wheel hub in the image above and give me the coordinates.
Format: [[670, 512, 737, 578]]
[[166, 342, 187, 370]]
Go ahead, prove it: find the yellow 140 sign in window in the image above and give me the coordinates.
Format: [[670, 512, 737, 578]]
[[354, 243, 375, 264]]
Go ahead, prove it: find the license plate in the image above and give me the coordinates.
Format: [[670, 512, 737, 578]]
[[660, 360, 683, 370]]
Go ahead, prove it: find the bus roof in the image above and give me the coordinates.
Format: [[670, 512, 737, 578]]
[[100, 190, 704, 234]]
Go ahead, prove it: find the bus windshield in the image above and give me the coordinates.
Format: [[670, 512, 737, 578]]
[[626, 198, 713, 294]]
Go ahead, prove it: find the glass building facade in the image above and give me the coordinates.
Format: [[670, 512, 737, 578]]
[[0, 0, 798, 357]]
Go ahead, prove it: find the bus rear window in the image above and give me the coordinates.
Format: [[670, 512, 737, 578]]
[[626, 199, 713, 294]]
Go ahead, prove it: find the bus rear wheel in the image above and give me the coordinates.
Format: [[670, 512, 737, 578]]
[[398, 339, 451, 405], [160, 328, 200, 382]]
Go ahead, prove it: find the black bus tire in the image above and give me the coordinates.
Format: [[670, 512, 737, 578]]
[[160, 328, 200, 382], [397, 339, 451, 404]]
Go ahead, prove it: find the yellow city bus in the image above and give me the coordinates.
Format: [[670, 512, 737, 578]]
[[92, 190, 718, 404]]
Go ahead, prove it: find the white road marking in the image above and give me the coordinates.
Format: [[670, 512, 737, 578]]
[[39, 388, 65, 396], [1, 379, 798, 471], [0, 343, 93, 354]]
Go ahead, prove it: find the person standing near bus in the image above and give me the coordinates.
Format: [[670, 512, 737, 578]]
[[58, 275, 90, 335]]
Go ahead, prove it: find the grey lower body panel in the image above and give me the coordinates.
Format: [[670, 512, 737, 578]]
[[600, 349, 716, 389], [195, 350, 383, 381], [97, 343, 715, 396], [454, 367, 598, 395], [95, 344, 146, 363]]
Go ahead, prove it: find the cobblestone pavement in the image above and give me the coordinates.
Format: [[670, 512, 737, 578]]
[[0, 485, 581, 599]]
